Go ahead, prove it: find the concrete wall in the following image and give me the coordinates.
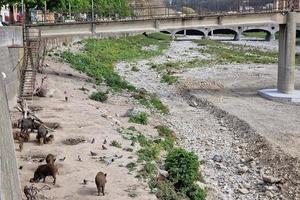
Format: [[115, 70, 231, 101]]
[[0, 26, 23, 47], [0, 78, 22, 200], [0, 26, 23, 108]]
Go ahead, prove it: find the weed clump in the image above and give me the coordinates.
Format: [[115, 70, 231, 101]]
[[89, 91, 108, 102], [129, 112, 149, 125], [110, 140, 122, 148], [161, 74, 179, 85]]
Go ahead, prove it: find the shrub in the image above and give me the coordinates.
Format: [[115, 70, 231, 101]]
[[144, 162, 157, 176], [154, 138, 175, 152], [149, 179, 185, 200], [185, 184, 206, 200], [165, 148, 200, 188], [129, 112, 149, 125], [138, 162, 157, 179], [156, 125, 176, 141], [138, 144, 161, 162], [110, 140, 122, 148], [89, 91, 108, 102]]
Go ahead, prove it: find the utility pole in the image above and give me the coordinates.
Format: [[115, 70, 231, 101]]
[[69, 1, 71, 20], [92, 0, 94, 21], [44, 1, 47, 22]]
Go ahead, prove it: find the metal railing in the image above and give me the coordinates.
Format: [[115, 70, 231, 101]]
[[25, 0, 299, 25]]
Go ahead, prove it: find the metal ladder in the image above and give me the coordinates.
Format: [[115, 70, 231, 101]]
[[19, 27, 41, 98]]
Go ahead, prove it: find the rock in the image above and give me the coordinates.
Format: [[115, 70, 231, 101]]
[[124, 108, 149, 117], [237, 165, 249, 174], [262, 174, 281, 184], [189, 101, 198, 107], [220, 127, 227, 131], [215, 163, 226, 170], [119, 163, 125, 167], [151, 188, 158, 193], [212, 155, 223, 162], [266, 191, 274, 198], [101, 113, 108, 118], [238, 187, 249, 194], [157, 169, 169, 181], [195, 181, 206, 190]]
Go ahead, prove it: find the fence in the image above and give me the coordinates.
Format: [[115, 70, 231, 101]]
[[25, 0, 299, 24]]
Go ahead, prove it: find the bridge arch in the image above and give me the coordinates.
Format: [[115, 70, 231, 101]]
[[242, 28, 273, 41], [209, 28, 238, 40], [174, 29, 205, 36], [160, 31, 172, 35], [209, 28, 238, 36]]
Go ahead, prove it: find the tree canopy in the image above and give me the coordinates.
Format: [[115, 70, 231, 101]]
[[0, 0, 130, 17]]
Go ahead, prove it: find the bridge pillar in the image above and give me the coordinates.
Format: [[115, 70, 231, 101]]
[[258, 12, 300, 102], [265, 32, 275, 41], [277, 12, 296, 93], [183, 29, 187, 37], [234, 33, 241, 41]]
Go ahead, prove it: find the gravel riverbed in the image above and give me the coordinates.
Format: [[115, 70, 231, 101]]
[[116, 40, 295, 200]]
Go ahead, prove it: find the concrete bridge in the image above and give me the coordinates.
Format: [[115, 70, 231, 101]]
[[26, 9, 300, 102], [27, 12, 300, 46]]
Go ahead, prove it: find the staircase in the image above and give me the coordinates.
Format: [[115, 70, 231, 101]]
[[19, 27, 41, 98]]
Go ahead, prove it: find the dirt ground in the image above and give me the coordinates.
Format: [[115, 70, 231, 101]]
[[13, 59, 158, 200]]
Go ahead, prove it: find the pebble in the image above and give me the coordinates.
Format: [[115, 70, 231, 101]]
[[238, 187, 250, 194], [237, 165, 249, 174], [262, 174, 281, 184], [212, 155, 223, 162]]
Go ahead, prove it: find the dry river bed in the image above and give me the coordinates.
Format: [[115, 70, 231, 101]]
[[13, 38, 300, 200], [116, 39, 300, 200]]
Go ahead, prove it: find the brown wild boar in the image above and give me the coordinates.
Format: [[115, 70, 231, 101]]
[[36, 126, 48, 144], [20, 118, 34, 133], [46, 154, 56, 164], [95, 172, 107, 196], [44, 134, 54, 144], [30, 164, 58, 185], [19, 140, 24, 152]]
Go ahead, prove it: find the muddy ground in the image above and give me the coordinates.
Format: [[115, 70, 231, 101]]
[[13, 37, 300, 200]]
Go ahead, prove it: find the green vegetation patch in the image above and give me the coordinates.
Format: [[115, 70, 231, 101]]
[[129, 112, 149, 125], [63, 33, 171, 91], [89, 91, 108, 102], [161, 74, 179, 85], [133, 89, 169, 115], [110, 140, 122, 148], [196, 39, 277, 65]]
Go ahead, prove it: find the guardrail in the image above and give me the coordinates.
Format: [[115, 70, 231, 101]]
[[25, 0, 299, 25]]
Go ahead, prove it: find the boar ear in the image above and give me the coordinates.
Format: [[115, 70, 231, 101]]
[[105, 173, 107, 177]]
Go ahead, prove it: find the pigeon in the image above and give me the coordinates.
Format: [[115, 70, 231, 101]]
[[103, 139, 107, 144], [143, 32, 149, 37], [102, 145, 107, 150], [83, 179, 88, 185], [19, 166, 23, 170], [90, 151, 97, 156], [59, 157, 66, 162], [91, 138, 95, 144], [78, 155, 82, 162], [64, 91, 68, 101]]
